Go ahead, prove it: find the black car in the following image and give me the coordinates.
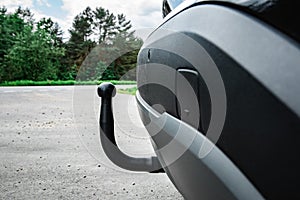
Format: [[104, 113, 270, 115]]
[[98, 0, 300, 199]]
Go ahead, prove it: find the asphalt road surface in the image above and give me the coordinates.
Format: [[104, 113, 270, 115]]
[[0, 86, 183, 199]]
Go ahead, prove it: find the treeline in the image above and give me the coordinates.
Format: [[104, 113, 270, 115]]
[[0, 6, 142, 82]]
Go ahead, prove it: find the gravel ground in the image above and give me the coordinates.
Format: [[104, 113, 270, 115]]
[[0, 86, 183, 199]]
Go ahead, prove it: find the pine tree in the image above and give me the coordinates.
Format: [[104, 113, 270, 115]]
[[37, 17, 63, 47], [15, 6, 34, 25], [64, 7, 96, 76], [117, 14, 132, 34], [93, 7, 117, 44]]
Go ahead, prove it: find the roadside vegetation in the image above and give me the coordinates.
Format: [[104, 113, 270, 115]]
[[117, 86, 137, 95], [0, 6, 141, 85], [0, 80, 136, 86]]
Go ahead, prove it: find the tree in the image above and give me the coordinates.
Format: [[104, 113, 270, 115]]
[[37, 17, 63, 47], [4, 25, 65, 81], [100, 13, 141, 80], [0, 6, 142, 82], [15, 6, 34, 25], [69, 6, 94, 42], [116, 14, 132, 34], [0, 6, 66, 82], [78, 32, 143, 81], [93, 7, 119, 44], [76, 7, 142, 81], [0, 7, 28, 81], [106, 33, 143, 80], [93, 7, 106, 43], [64, 6, 95, 76], [37, 17, 69, 80]]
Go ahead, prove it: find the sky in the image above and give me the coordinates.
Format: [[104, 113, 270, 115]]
[[1, 0, 163, 39]]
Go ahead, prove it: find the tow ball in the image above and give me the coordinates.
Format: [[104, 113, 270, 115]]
[[97, 82, 163, 172]]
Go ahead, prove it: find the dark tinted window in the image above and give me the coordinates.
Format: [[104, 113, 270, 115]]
[[162, 0, 186, 18], [162, 0, 172, 18]]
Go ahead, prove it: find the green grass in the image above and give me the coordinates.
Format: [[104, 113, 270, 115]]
[[0, 80, 136, 86], [117, 86, 137, 95]]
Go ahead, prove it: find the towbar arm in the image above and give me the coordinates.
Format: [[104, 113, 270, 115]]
[[97, 82, 163, 172]]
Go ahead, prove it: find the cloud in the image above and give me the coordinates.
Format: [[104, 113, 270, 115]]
[[1, 0, 33, 10], [36, 0, 51, 7]]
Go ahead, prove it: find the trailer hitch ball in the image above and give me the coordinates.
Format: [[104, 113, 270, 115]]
[[97, 82, 116, 98], [97, 82, 163, 172]]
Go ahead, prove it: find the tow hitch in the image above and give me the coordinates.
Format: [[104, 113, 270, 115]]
[[97, 82, 163, 172]]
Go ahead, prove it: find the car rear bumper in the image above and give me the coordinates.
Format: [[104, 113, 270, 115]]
[[136, 91, 264, 200]]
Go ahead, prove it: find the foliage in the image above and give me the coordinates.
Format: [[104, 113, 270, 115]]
[[68, 7, 142, 81], [37, 17, 64, 47], [117, 86, 137, 95], [0, 7, 28, 81], [0, 80, 136, 86], [4, 25, 65, 81], [0, 5, 141, 83]]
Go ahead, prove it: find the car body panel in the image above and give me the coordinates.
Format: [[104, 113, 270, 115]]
[[136, 91, 264, 200], [137, 3, 300, 199]]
